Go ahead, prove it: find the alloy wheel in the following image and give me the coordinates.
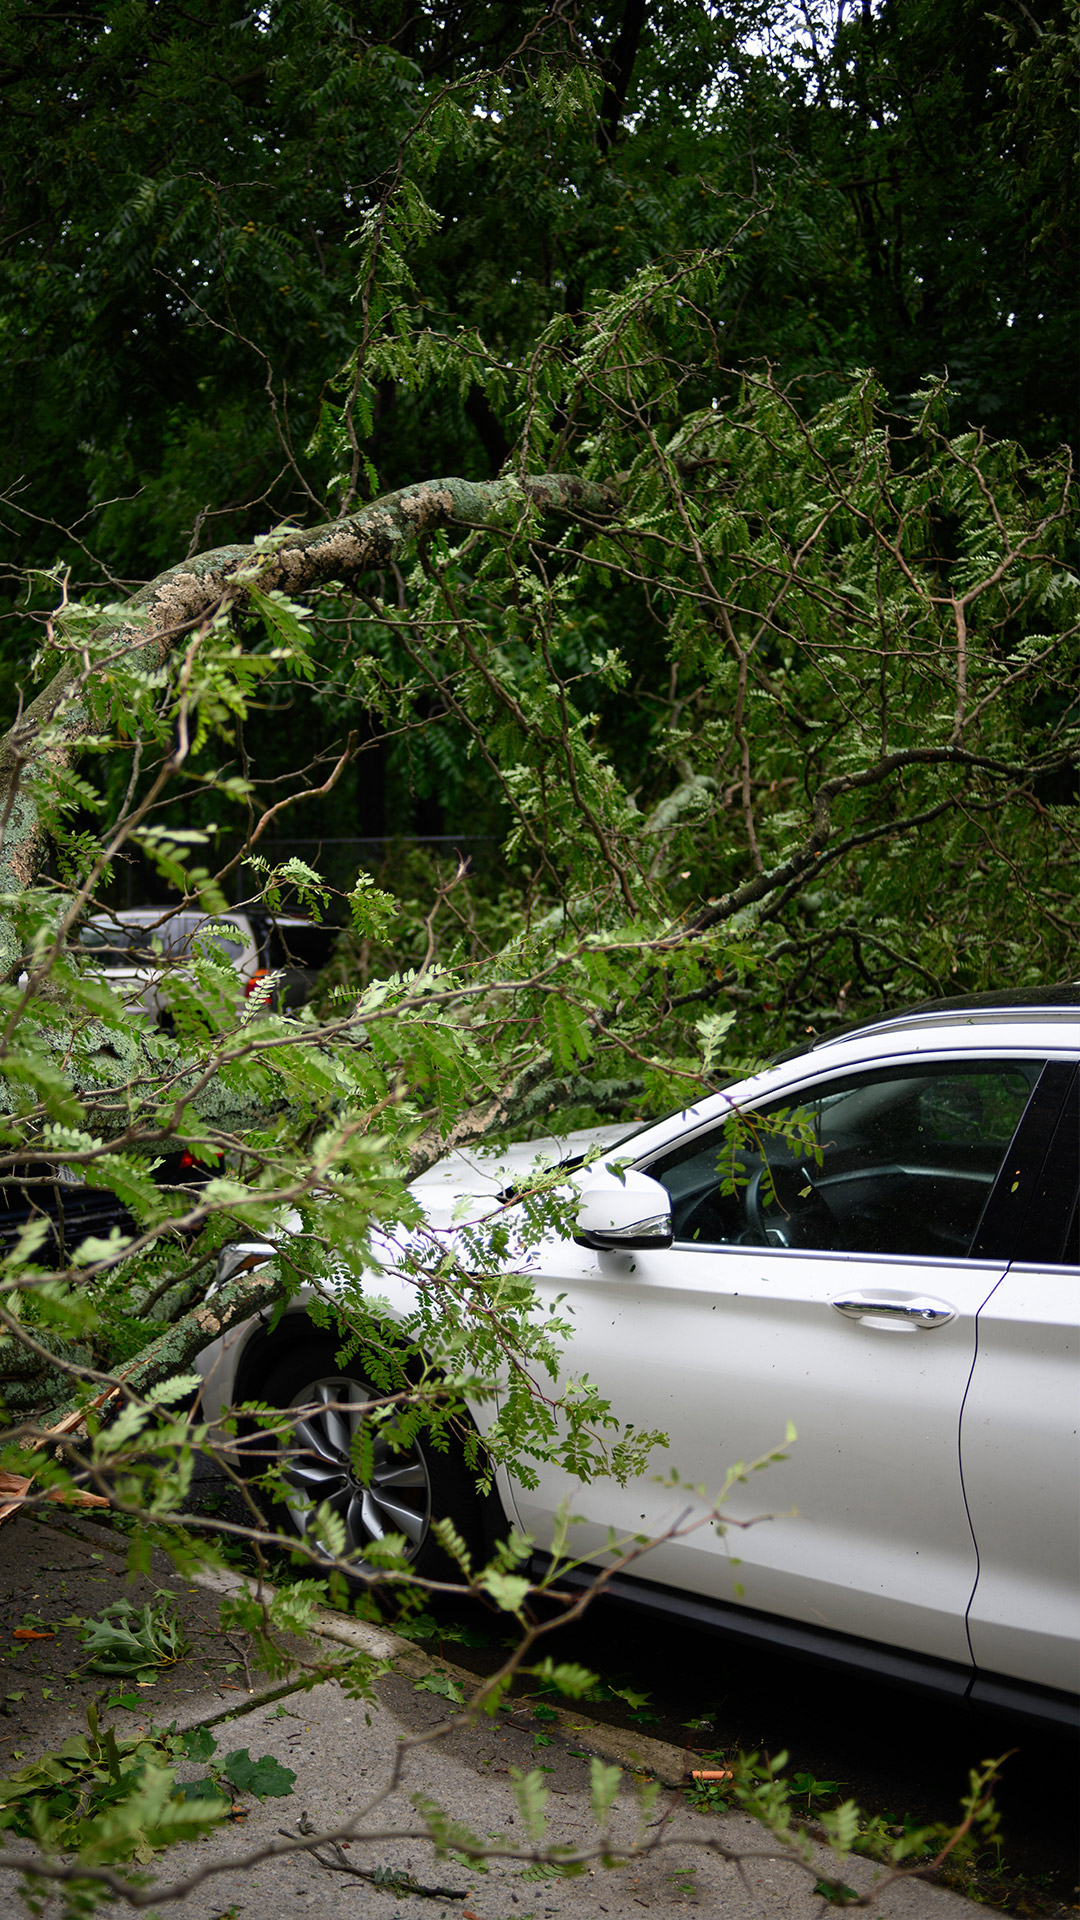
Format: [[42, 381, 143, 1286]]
[[283, 1373, 431, 1562]]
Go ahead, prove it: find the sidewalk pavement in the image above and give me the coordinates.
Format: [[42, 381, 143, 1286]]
[[0, 1511, 989, 1919]]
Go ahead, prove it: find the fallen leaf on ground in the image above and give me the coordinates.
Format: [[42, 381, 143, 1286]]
[[12, 1629, 54, 1641]]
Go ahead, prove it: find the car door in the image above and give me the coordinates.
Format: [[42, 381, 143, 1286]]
[[960, 1065, 1080, 1695], [513, 1052, 1047, 1666]]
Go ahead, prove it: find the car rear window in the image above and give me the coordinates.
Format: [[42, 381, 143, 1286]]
[[81, 916, 249, 964]]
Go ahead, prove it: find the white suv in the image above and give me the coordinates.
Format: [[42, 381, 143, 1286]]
[[194, 989, 1080, 1729]]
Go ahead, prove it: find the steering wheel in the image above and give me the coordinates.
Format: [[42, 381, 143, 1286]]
[[744, 1162, 837, 1249], [677, 1189, 734, 1245]]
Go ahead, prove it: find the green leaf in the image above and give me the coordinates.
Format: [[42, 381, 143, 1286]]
[[589, 1757, 622, 1825], [79, 1601, 188, 1674], [822, 1798, 863, 1856], [524, 1659, 597, 1699], [510, 1765, 550, 1845], [430, 1516, 473, 1576], [178, 1776, 230, 1805], [145, 1373, 203, 1407], [181, 1727, 218, 1763], [413, 1672, 464, 1705], [609, 1685, 651, 1711], [480, 1569, 531, 1616], [220, 1749, 296, 1799], [813, 1878, 861, 1906], [541, 995, 592, 1071]]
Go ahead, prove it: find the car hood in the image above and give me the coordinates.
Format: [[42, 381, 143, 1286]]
[[407, 1122, 640, 1219], [213, 1121, 644, 1290]]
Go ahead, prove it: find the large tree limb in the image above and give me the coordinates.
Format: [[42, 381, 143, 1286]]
[[0, 474, 619, 978], [0, 1261, 282, 1424], [0, 473, 624, 1423]]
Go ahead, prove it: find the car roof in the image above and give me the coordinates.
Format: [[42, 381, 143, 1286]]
[[774, 985, 1080, 1063], [89, 907, 252, 924]]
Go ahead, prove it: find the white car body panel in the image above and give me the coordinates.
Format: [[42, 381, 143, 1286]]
[[513, 1238, 1004, 1666], [509, 1035, 1074, 1674], [960, 1261, 1080, 1692], [407, 1124, 637, 1201]]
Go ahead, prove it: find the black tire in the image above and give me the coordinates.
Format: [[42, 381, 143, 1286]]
[[256, 1335, 483, 1584]]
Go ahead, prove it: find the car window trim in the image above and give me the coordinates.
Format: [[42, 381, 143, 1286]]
[[657, 1242, 1013, 1267], [635, 1048, 1067, 1175]]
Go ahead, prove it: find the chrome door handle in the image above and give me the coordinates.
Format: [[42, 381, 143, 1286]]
[[832, 1295, 956, 1329]]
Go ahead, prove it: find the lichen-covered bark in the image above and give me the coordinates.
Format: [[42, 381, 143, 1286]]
[[110, 1260, 282, 1409], [1, 1263, 282, 1424], [0, 473, 618, 979], [0, 1015, 292, 1199]]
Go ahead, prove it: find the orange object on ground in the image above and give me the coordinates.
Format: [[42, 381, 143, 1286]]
[[0, 1398, 118, 1525]]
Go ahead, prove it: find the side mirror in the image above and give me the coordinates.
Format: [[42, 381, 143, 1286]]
[[574, 1167, 673, 1251]]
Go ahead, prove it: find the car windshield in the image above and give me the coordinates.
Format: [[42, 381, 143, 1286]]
[[80, 916, 247, 964], [78, 924, 155, 964]]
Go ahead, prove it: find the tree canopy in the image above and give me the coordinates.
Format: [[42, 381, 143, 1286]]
[[0, 0, 1073, 1370], [4, 0, 1074, 559]]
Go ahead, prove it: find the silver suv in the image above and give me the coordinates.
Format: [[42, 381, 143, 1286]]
[[77, 909, 260, 1020]]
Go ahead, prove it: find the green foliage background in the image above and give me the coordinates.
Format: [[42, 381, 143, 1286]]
[[1, 0, 1075, 907]]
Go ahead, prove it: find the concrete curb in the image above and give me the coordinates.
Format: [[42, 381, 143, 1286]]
[[188, 1553, 695, 1785]]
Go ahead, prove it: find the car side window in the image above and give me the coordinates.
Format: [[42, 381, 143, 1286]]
[[647, 1059, 1043, 1259]]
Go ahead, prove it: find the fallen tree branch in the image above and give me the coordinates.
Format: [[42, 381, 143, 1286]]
[[0, 473, 620, 979]]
